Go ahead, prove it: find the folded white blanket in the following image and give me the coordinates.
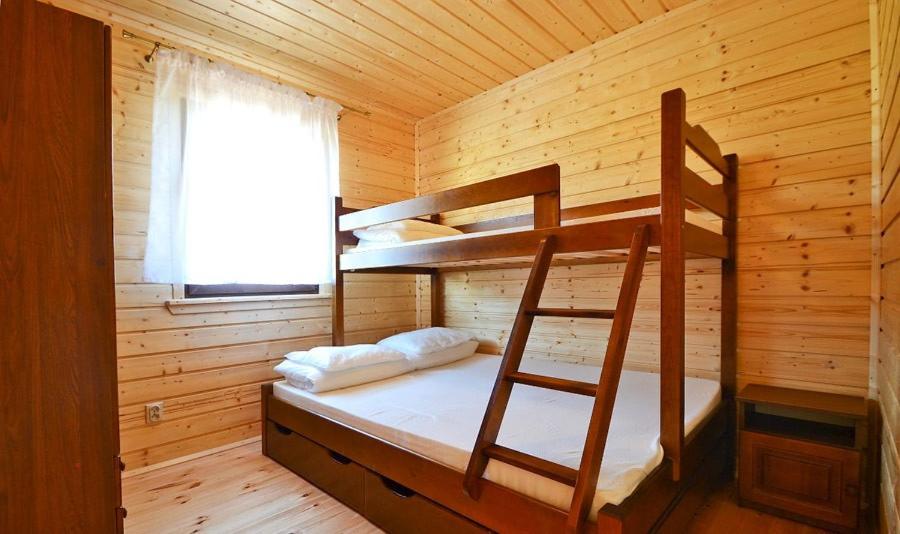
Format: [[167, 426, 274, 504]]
[[285, 344, 406, 372], [274, 359, 413, 393], [351, 239, 385, 252]]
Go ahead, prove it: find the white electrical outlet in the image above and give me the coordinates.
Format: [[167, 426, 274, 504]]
[[145, 401, 164, 424]]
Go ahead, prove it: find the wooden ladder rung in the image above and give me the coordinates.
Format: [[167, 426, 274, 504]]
[[527, 307, 615, 319], [507, 372, 597, 396], [483, 444, 578, 486]]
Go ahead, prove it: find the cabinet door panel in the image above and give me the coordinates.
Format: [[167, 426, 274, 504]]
[[739, 431, 859, 529]]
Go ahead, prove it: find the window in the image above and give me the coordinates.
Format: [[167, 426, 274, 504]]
[[184, 283, 319, 299], [143, 49, 341, 292]]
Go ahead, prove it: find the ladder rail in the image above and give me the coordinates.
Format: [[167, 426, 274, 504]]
[[507, 371, 597, 396], [483, 444, 578, 486], [565, 224, 651, 533], [527, 308, 615, 319], [462, 225, 652, 534], [463, 236, 557, 498]]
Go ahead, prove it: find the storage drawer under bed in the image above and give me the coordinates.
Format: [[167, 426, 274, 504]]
[[265, 420, 366, 512], [363, 470, 489, 534], [265, 419, 489, 532]]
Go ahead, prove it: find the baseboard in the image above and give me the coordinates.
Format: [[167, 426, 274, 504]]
[[122, 436, 262, 478]]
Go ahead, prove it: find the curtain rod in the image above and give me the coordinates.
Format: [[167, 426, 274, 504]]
[[121, 29, 370, 118]]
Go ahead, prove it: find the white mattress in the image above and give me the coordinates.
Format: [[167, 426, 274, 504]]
[[273, 354, 720, 519], [344, 209, 721, 254]]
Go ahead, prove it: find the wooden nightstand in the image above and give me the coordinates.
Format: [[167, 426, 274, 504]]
[[736, 384, 868, 532]]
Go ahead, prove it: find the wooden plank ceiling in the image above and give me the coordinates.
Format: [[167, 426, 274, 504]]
[[72, 0, 694, 121]]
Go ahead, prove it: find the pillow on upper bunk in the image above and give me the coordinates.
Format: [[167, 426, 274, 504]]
[[274, 358, 413, 393], [378, 327, 478, 369], [354, 230, 453, 245], [353, 219, 463, 244], [285, 344, 406, 372], [368, 219, 463, 237]]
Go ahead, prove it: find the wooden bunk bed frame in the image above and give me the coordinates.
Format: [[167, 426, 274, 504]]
[[262, 88, 738, 533]]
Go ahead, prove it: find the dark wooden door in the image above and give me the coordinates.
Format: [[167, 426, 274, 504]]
[[0, 0, 121, 531]]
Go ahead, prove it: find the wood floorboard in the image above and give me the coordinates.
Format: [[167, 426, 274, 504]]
[[123, 442, 828, 533], [686, 484, 831, 534], [122, 442, 379, 534]]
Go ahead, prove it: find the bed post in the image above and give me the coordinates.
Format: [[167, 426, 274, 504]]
[[533, 164, 561, 228], [428, 214, 444, 327], [721, 155, 738, 401], [721, 154, 738, 478], [660, 89, 686, 482], [333, 196, 345, 346], [430, 270, 443, 327], [261, 383, 273, 456]]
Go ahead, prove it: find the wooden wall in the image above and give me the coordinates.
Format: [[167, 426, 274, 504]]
[[35, 14, 417, 470], [111, 35, 416, 470], [877, 0, 899, 529], [417, 0, 873, 395]]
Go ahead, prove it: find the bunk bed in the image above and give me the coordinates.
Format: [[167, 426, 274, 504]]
[[262, 88, 738, 533]]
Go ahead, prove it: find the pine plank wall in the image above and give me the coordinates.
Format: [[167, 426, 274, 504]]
[[39, 4, 894, 514], [112, 44, 415, 471], [418, 0, 874, 394], [877, 0, 899, 528], [34, 0, 419, 469]]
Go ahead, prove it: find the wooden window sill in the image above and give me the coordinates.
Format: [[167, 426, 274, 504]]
[[166, 292, 331, 314]]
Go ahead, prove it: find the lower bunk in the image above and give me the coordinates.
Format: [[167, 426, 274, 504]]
[[262, 355, 731, 533]]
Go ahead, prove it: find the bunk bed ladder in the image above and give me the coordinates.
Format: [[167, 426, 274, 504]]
[[463, 224, 651, 534]]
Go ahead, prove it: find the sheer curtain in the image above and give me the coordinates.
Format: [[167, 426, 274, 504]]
[[144, 49, 341, 285]]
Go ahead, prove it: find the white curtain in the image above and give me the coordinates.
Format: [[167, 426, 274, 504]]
[[144, 49, 341, 285]]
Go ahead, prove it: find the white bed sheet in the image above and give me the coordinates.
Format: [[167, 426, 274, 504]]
[[273, 354, 720, 519]]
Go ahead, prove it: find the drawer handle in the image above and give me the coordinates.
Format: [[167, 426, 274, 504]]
[[380, 476, 416, 499], [273, 423, 292, 436], [328, 450, 352, 465]]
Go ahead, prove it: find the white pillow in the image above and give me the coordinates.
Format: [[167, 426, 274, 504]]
[[353, 220, 463, 243], [285, 344, 406, 372], [353, 228, 456, 244], [407, 339, 478, 370], [368, 219, 463, 237], [378, 327, 476, 355], [274, 359, 412, 393]]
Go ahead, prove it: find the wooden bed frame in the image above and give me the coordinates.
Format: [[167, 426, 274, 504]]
[[263, 88, 738, 533]]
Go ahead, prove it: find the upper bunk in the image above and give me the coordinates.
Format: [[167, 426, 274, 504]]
[[335, 90, 736, 273]]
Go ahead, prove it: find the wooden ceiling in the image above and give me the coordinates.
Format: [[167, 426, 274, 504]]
[[52, 0, 694, 121]]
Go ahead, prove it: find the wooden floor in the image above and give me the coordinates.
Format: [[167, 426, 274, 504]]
[[687, 485, 830, 534], [122, 442, 377, 533], [123, 441, 828, 533]]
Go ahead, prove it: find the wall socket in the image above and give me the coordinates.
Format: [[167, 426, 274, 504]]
[[145, 401, 164, 424]]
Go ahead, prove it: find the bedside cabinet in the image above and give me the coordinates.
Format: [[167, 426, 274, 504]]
[[736, 385, 868, 532]]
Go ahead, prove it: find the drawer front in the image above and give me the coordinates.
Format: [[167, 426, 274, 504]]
[[265, 420, 365, 512], [364, 471, 489, 534], [739, 430, 859, 529]]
